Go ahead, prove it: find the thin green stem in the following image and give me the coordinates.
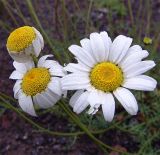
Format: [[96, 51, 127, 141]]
[[137, 2, 146, 44], [2, 0, 19, 26], [85, 0, 93, 35], [138, 132, 159, 154], [153, 34, 160, 54], [13, 0, 28, 25], [25, 0, 63, 64], [0, 20, 12, 32], [136, 0, 142, 20], [127, 0, 134, 26], [145, 0, 151, 36], [61, 0, 68, 42], [73, 0, 80, 11], [0, 92, 130, 134], [59, 102, 128, 154], [0, 95, 82, 136], [0, 92, 129, 154]]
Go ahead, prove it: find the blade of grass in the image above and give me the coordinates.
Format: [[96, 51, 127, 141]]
[[0, 92, 129, 154], [2, 0, 19, 27], [13, 0, 29, 25], [26, 0, 63, 64], [0, 95, 84, 137], [61, 0, 68, 42], [127, 0, 134, 26], [59, 101, 130, 154], [85, 0, 93, 35]]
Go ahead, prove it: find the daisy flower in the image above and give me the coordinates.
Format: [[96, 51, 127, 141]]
[[62, 32, 157, 122], [9, 55, 65, 116], [6, 26, 44, 63]]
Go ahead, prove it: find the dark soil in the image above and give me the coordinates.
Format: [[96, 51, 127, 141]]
[[0, 111, 102, 155]]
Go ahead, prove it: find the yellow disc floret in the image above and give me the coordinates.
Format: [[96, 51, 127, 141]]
[[7, 26, 36, 52], [90, 62, 123, 92], [22, 68, 51, 96], [143, 37, 152, 45]]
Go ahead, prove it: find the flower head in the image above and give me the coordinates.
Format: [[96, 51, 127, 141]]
[[143, 37, 152, 45], [10, 55, 65, 116], [7, 26, 44, 63], [62, 31, 157, 122]]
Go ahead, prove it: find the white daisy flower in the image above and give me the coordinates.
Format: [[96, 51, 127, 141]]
[[62, 32, 157, 122], [6, 26, 44, 63], [9, 55, 65, 116]]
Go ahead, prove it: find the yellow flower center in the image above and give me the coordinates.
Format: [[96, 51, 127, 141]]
[[7, 26, 36, 52], [90, 62, 123, 92], [143, 37, 152, 45], [22, 68, 51, 96]]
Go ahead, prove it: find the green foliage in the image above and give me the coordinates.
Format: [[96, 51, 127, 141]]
[[95, 0, 127, 16], [0, 104, 6, 116]]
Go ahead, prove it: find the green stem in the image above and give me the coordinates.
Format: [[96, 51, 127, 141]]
[[0, 96, 83, 136], [0, 92, 127, 153], [127, 0, 134, 26], [2, 0, 19, 26], [59, 102, 127, 154], [85, 0, 93, 35], [31, 54, 38, 66], [138, 132, 159, 154], [145, 0, 151, 36], [25, 0, 63, 64], [61, 0, 68, 42], [73, 0, 80, 11], [0, 92, 123, 135], [0, 92, 129, 154], [13, 0, 28, 25]]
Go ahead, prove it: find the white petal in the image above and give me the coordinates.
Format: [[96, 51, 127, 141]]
[[87, 90, 101, 107], [73, 91, 89, 114], [24, 60, 35, 70], [13, 61, 27, 73], [33, 90, 59, 109], [90, 32, 106, 62], [9, 70, 23, 79], [109, 35, 132, 63], [13, 80, 22, 99], [48, 61, 65, 77], [13, 60, 34, 73], [43, 60, 56, 68], [38, 55, 53, 67], [69, 45, 95, 67], [127, 45, 142, 55], [48, 77, 62, 96], [120, 50, 149, 69], [43, 89, 60, 104], [69, 90, 84, 107], [123, 75, 157, 91], [124, 61, 156, 78], [100, 31, 112, 60], [62, 73, 90, 90], [64, 63, 90, 73], [33, 37, 41, 57], [102, 93, 115, 122], [33, 27, 44, 49], [88, 104, 100, 115], [18, 93, 37, 116], [80, 38, 96, 62], [113, 87, 138, 115], [62, 90, 67, 98], [33, 93, 52, 109], [9, 50, 32, 63], [87, 90, 101, 115]]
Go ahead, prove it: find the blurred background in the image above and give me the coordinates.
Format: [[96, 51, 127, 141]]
[[0, 0, 160, 154]]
